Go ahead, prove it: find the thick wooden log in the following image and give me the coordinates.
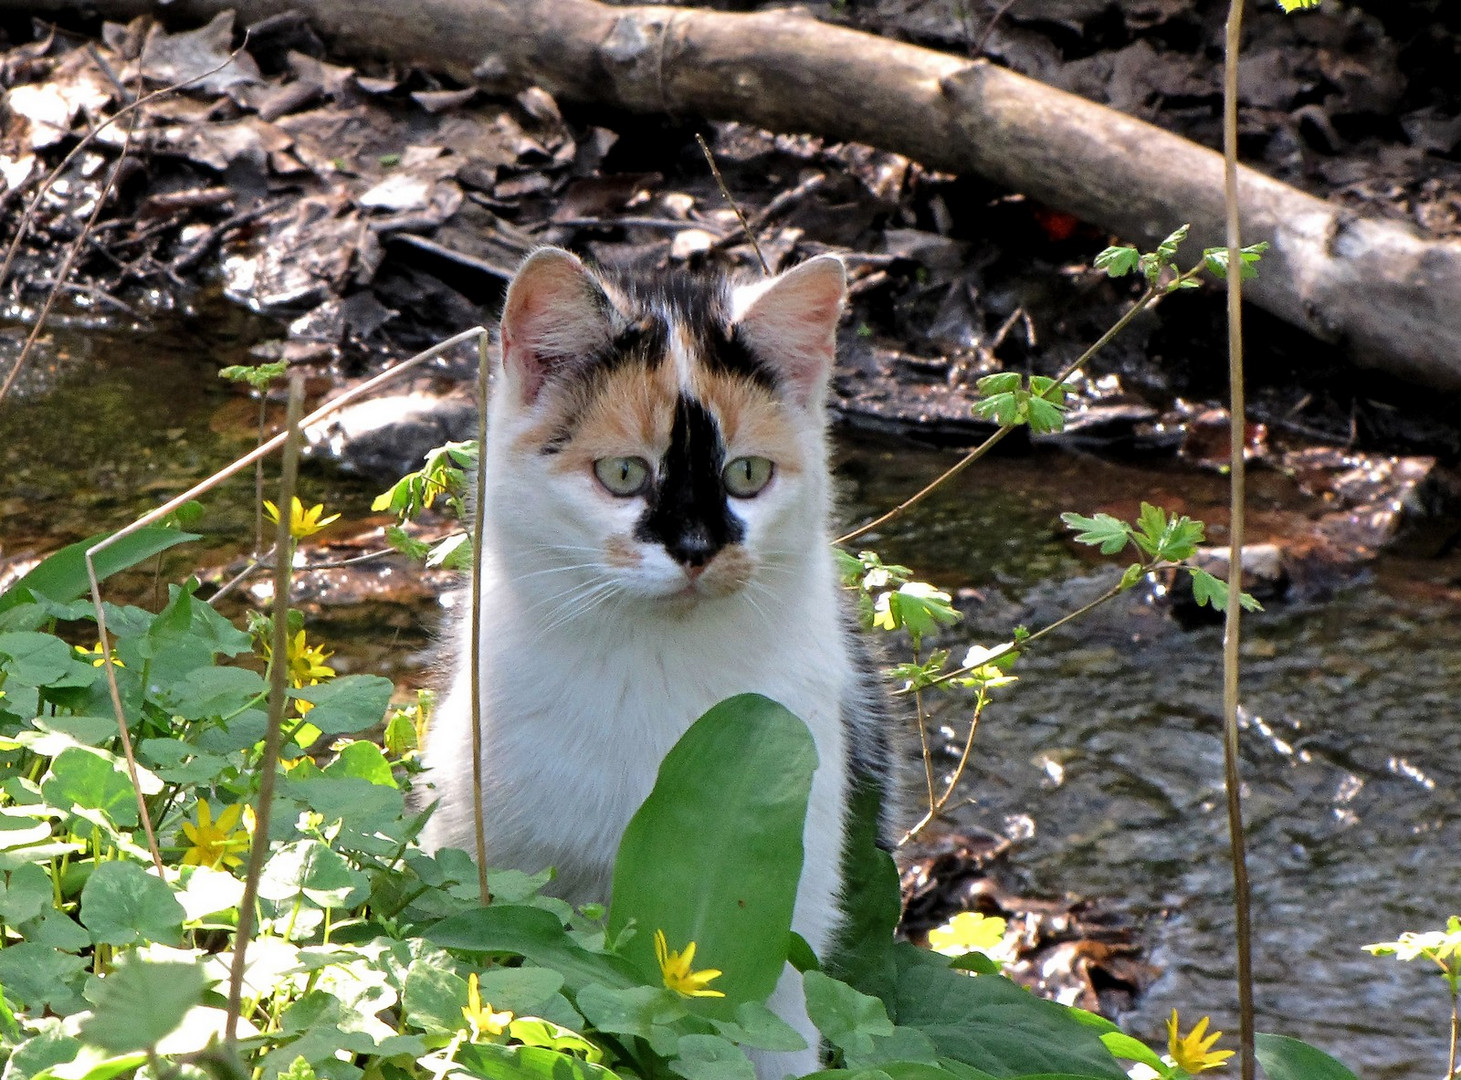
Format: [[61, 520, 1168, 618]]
[[16, 0, 1461, 388]]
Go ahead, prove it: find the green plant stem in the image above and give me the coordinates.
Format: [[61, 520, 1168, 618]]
[[921, 561, 1157, 692], [901, 685, 988, 844], [836, 269, 1194, 547], [226, 374, 304, 1045], [911, 645, 937, 812], [1222, 2, 1257, 1077]]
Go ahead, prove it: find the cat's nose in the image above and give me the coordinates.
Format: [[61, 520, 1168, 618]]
[[668, 527, 716, 569]]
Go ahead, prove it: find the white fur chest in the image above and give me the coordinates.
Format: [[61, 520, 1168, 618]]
[[421, 556, 853, 909]]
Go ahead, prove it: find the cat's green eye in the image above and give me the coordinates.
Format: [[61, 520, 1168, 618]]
[[594, 456, 652, 497], [723, 456, 775, 498]]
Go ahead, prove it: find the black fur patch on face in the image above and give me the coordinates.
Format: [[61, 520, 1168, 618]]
[[634, 394, 744, 567]]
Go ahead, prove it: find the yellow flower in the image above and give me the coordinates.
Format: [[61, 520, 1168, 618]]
[[180, 799, 250, 870], [654, 929, 725, 998], [264, 496, 341, 539], [1166, 1010, 1234, 1073], [461, 973, 514, 1039], [927, 911, 1008, 958], [78, 642, 124, 668]]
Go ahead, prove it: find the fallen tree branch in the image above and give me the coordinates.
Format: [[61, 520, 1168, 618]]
[[14, 0, 1461, 388]]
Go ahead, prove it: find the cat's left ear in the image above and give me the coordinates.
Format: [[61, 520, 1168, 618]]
[[731, 255, 846, 407]]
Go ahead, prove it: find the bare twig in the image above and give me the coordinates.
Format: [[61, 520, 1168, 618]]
[[695, 132, 770, 276], [226, 374, 305, 1044], [834, 267, 1200, 547], [1221, 0, 1256, 1075], [900, 684, 989, 845], [469, 331, 492, 905]]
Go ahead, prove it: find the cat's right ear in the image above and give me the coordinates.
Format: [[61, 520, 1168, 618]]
[[500, 248, 613, 405]]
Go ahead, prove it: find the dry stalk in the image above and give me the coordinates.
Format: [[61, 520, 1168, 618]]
[[469, 330, 492, 905], [695, 132, 771, 276], [224, 373, 304, 1044], [1221, 0, 1257, 1075]]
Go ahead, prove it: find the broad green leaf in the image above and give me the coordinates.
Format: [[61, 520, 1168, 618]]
[[1059, 513, 1130, 555], [323, 740, 396, 787], [577, 984, 686, 1056], [848, 1027, 941, 1070], [0, 941, 88, 1011], [0, 862, 52, 923], [32, 1046, 149, 1080], [6, 1029, 84, 1080], [710, 1001, 809, 1052], [608, 694, 816, 1015], [805, 970, 894, 1056], [427, 903, 640, 991], [79, 861, 185, 947], [508, 1017, 603, 1060], [1098, 1031, 1164, 1069], [258, 839, 368, 909], [170, 666, 267, 721], [291, 675, 394, 736], [1254, 1033, 1358, 1080], [401, 961, 468, 1035], [0, 632, 78, 686], [889, 945, 1125, 1078], [976, 373, 1021, 397], [1187, 569, 1263, 613], [454, 1041, 620, 1080], [673, 1034, 756, 1080], [77, 959, 206, 1052], [0, 528, 199, 614], [42, 747, 159, 830]]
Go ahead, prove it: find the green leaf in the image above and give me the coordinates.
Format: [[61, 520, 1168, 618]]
[[427, 904, 640, 992], [1188, 568, 1229, 610], [290, 675, 394, 736], [975, 373, 1021, 397], [889, 945, 1125, 1078], [1025, 397, 1066, 435], [576, 983, 686, 1056], [1060, 513, 1131, 555], [0, 942, 88, 1011], [673, 1034, 757, 1080], [1155, 224, 1190, 262], [1254, 1033, 1358, 1079], [0, 631, 78, 686], [454, 1042, 619, 1080], [42, 747, 158, 831], [31, 1047, 150, 1080], [1202, 240, 1270, 280], [258, 839, 369, 909], [79, 861, 185, 947], [0, 862, 53, 924], [710, 1001, 810, 1053], [608, 694, 817, 1014], [323, 740, 396, 786], [6, 1029, 84, 1080], [77, 959, 206, 1052], [0, 527, 199, 614], [219, 360, 288, 390], [1117, 564, 1145, 591], [804, 970, 894, 1056], [1098, 1031, 1165, 1069], [1093, 246, 1139, 278]]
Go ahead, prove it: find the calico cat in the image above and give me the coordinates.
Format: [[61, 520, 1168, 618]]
[[420, 247, 898, 1077]]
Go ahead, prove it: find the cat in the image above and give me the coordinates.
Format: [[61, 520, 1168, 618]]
[[420, 246, 899, 1078]]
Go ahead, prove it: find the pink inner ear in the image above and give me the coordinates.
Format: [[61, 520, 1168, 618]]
[[500, 248, 612, 404], [734, 256, 847, 405]]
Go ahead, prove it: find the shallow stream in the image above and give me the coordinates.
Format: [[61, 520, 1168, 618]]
[[4, 302, 1460, 1079]]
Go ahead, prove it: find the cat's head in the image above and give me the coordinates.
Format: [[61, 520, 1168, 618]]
[[485, 247, 845, 611]]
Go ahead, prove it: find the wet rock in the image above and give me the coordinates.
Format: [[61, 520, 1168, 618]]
[[304, 388, 478, 479]]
